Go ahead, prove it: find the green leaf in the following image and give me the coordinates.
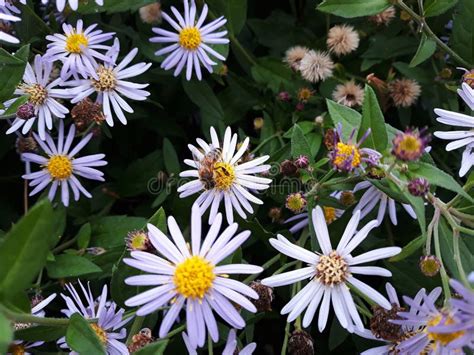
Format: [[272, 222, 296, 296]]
[[91, 216, 147, 248], [390, 235, 425, 262], [251, 57, 298, 93], [76, 223, 92, 249], [0, 96, 28, 118], [163, 138, 180, 176], [424, 0, 458, 17], [0, 312, 13, 354], [409, 162, 474, 202], [402, 191, 426, 236], [15, 325, 66, 342], [66, 314, 105, 354], [291, 124, 312, 159], [410, 34, 437, 67], [182, 79, 224, 130], [451, 0, 474, 66], [326, 99, 361, 140], [318, 0, 390, 18], [207, 0, 247, 35], [46, 254, 102, 279], [147, 207, 167, 232], [135, 340, 169, 355], [0, 45, 29, 103], [0, 199, 63, 298], [359, 85, 388, 152]]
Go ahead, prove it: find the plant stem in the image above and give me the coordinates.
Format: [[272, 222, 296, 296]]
[[452, 229, 470, 287], [208, 333, 214, 355], [0, 305, 80, 327], [396, 0, 472, 68], [243, 254, 280, 284], [250, 133, 281, 155], [432, 212, 451, 301], [126, 316, 145, 344], [163, 324, 186, 339]]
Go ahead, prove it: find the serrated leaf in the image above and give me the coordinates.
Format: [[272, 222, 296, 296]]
[[291, 124, 311, 159], [163, 138, 180, 176], [66, 314, 105, 354], [46, 254, 102, 279], [326, 99, 361, 140], [359, 85, 388, 152], [317, 0, 390, 18], [409, 162, 473, 202], [410, 34, 437, 67], [0, 199, 63, 298], [424, 0, 458, 17]]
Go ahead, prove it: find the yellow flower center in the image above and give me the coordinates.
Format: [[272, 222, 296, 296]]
[[426, 314, 465, 346], [315, 251, 348, 286], [298, 87, 313, 101], [65, 32, 89, 54], [8, 343, 26, 355], [91, 323, 108, 345], [46, 155, 73, 180], [286, 193, 306, 213], [323, 207, 337, 224], [129, 232, 149, 250], [21, 83, 48, 106], [398, 135, 421, 153], [333, 142, 361, 169], [173, 256, 215, 299], [179, 27, 202, 50], [213, 162, 236, 191], [92, 65, 117, 91]]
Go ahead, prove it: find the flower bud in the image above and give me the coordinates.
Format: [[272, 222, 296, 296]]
[[126, 230, 154, 252], [339, 191, 356, 206], [286, 192, 307, 213], [254, 117, 264, 130], [294, 155, 309, 169], [268, 207, 282, 223], [408, 178, 430, 197], [16, 103, 35, 120]]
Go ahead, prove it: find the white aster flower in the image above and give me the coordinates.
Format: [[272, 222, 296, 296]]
[[5, 54, 70, 140], [183, 328, 256, 355], [150, 0, 229, 80], [64, 38, 151, 126], [353, 181, 416, 226], [45, 19, 114, 79], [178, 126, 271, 224], [21, 121, 107, 207], [41, 0, 103, 12], [261, 206, 401, 332], [123, 206, 263, 350], [9, 293, 57, 354], [0, 0, 24, 43], [434, 83, 474, 177], [57, 281, 131, 355]]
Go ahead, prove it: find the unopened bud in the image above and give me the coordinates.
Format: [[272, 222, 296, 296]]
[[419, 255, 441, 277]]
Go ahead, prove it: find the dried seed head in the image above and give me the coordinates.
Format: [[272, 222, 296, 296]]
[[370, 304, 405, 342], [71, 98, 106, 131], [288, 329, 314, 355], [327, 24, 360, 56], [15, 135, 38, 154], [268, 207, 282, 223], [280, 160, 299, 177], [419, 255, 441, 277], [139, 2, 162, 24], [249, 281, 274, 312], [388, 78, 421, 108]]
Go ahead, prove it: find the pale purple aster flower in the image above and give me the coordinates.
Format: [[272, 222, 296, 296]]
[[262, 206, 401, 332], [285, 192, 344, 234], [5, 55, 70, 140], [21, 121, 107, 207], [184, 328, 256, 355], [356, 286, 442, 354], [150, 0, 229, 80], [123, 205, 263, 350], [352, 181, 416, 226], [41, 0, 103, 12], [64, 38, 151, 126], [9, 293, 57, 354], [329, 123, 382, 173], [434, 84, 474, 177], [392, 287, 468, 354], [57, 281, 131, 355], [44, 19, 114, 79], [469, 272, 474, 283], [0, 0, 24, 43], [178, 126, 271, 224], [430, 279, 474, 350]]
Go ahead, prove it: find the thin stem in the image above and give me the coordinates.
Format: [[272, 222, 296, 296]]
[[163, 324, 186, 339], [243, 254, 280, 284], [432, 212, 451, 301], [396, 0, 472, 67], [23, 179, 29, 215], [52, 236, 78, 254], [0, 305, 87, 327], [250, 133, 281, 155], [208, 333, 214, 355], [452, 229, 470, 287], [126, 316, 144, 345]]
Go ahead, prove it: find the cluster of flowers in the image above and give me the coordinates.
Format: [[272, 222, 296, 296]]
[[3, 1, 474, 354]]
